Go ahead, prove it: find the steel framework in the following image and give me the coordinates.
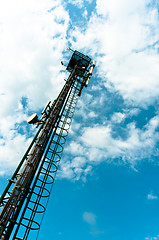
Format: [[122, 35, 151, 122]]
[[0, 49, 95, 240]]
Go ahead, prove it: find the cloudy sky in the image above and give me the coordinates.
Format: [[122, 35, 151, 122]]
[[0, 0, 159, 239]]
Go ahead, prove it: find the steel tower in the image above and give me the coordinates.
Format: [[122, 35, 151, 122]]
[[0, 49, 95, 240]]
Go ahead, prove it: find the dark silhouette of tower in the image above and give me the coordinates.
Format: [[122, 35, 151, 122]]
[[0, 49, 95, 240]]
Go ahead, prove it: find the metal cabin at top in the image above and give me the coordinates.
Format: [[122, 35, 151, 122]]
[[66, 48, 95, 96], [0, 48, 95, 240], [67, 50, 91, 75]]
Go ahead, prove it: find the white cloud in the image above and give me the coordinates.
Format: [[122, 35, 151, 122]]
[[67, 0, 84, 8], [67, 0, 93, 8], [111, 112, 125, 123], [58, 156, 92, 181], [96, 0, 148, 19], [75, 93, 97, 120], [88, 111, 97, 118], [0, 0, 69, 111], [69, 0, 159, 106], [83, 9, 88, 19], [59, 113, 159, 180], [124, 108, 141, 118], [145, 235, 159, 240], [0, 0, 70, 175], [81, 125, 112, 149], [65, 142, 84, 155], [105, 51, 159, 106], [58, 160, 75, 180], [147, 193, 158, 200], [1, 0, 159, 181], [71, 157, 86, 168], [69, 121, 81, 135], [0, 134, 32, 175], [63, 0, 159, 178], [75, 115, 159, 166], [83, 212, 96, 225], [82, 211, 104, 235]]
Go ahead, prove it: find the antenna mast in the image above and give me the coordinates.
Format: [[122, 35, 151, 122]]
[[0, 49, 95, 240]]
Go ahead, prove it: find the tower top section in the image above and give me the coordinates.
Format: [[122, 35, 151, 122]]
[[66, 50, 91, 76]]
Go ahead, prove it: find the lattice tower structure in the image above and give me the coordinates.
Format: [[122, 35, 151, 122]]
[[0, 50, 95, 240]]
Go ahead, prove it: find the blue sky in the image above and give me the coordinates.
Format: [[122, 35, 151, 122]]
[[0, 0, 159, 239]]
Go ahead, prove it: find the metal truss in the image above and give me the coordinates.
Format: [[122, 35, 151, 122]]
[[0, 50, 94, 240]]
